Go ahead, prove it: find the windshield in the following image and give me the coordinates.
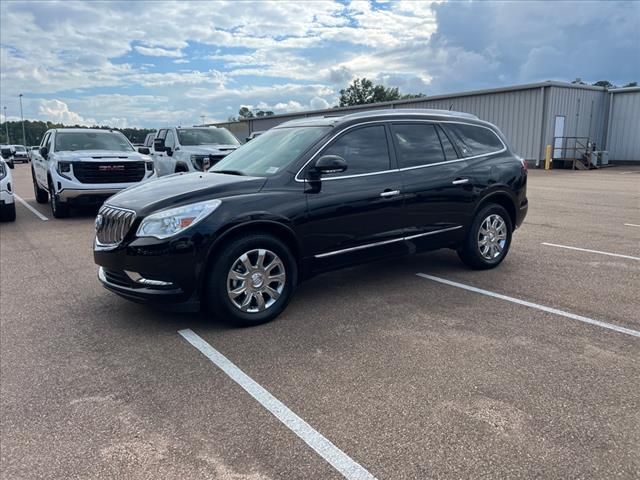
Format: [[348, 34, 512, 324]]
[[55, 131, 134, 152], [210, 126, 330, 177], [14, 146, 26, 152], [177, 128, 240, 146]]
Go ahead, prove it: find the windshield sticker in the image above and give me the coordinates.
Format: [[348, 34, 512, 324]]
[[266, 166, 279, 174]]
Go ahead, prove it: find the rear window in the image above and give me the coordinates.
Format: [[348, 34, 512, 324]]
[[444, 123, 503, 157], [391, 123, 446, 168]]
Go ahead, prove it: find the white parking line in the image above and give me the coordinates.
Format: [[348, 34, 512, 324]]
[[178, 329, 377, 480], [14, 194, 49, 221], [541, 242, 640, 261], [416, 274, 640, 338], [624, 223, 640, 228]]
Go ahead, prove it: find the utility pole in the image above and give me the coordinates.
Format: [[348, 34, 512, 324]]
[[200, 115, 206, 125], [19, 94, 27, 146], [3, 106, 9, 143]]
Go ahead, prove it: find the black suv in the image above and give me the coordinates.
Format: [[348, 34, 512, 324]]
[[94, 109, 527, 326]]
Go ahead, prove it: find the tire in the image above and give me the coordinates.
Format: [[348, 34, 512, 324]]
[[33, 170, 48, 204], [205, 234, 298, 327], [458, 203, 512, 270], [0, 202, 16, 222], [48, 178, 70, 218], [7, 160, 14, 169]]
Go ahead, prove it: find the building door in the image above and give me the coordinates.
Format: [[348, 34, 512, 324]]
[[553, 115, 565, 158]]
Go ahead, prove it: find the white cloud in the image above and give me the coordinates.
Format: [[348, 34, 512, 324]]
[[38, 99, 94, 125], [134, 45, 184, 58]]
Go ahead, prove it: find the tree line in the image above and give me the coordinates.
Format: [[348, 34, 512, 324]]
[[0, 120, 155, 146]]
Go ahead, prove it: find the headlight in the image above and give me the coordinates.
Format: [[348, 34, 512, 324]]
[[56, 161, 72, 179], [136, 199, 221, 239], [190, 155, 211, 171], [145, 161, 154, 172]]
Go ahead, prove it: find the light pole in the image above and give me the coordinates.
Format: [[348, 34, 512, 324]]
[[200, 115, 206, 125], [19, 94, 27, 147], [3, 106, 9, 143]]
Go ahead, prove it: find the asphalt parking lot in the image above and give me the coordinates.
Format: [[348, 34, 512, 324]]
[[1, 164, 639, 479]]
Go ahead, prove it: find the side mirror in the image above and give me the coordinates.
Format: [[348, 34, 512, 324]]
[[7, 160, 14, 169], [39, 146, 49, 158], [153, 138, 166, 152], [165, 146, 173, 156], [313, 155, 347, 175], [0, 149, 10, 160], [138, 147, 150, 155], [245, 137, 251, 142]]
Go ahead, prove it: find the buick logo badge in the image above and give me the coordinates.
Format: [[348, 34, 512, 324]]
[[95, 214, 104, 231]]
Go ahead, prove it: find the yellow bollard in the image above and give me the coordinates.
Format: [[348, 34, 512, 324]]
[[545, 145, 552, 170]]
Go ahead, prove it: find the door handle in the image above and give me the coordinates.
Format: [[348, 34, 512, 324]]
[[452, 178, 470, 185], [380, 189, 400, 198]]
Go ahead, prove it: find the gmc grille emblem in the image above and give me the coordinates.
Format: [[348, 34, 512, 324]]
[[98, 165, 125, 171]]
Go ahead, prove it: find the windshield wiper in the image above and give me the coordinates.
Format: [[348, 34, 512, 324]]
[[210, 169, 245, 176]]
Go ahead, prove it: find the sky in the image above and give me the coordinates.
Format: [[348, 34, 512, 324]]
[[1, 0, 638, 129]]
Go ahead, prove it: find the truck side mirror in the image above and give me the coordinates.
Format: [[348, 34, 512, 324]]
[[153, 138, 166, 152], [138, 147, 150, 155], [39, 146, 49, 159]]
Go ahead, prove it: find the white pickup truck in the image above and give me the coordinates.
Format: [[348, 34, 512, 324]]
[[152, 126, 240, 176], [31, 128, 156, 218]]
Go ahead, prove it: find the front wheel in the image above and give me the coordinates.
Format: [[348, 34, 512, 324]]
[[33, 171, 49, 203], [48, 179, 70, 218], [458, 204, 512, 270], [205, 234, 297, 327]]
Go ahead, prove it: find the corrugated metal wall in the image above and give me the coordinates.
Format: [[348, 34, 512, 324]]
[[214, 82, 638, 164], [607, 90, 640, 161], [543, 86, 608, 157], [397, 88, 544, 161]]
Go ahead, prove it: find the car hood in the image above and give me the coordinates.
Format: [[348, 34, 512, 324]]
[[177, 144, 238, 155], [106, 171, 266, 215], [55, 150, 148, 161]]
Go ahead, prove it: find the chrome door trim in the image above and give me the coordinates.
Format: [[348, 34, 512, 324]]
[[451, 178, 470, 185], [403, 225, 463, 241], [380, 190, 401, 198], [314, 225, 463, 258]]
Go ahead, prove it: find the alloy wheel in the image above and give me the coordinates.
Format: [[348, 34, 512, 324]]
[[227, 248, 286, 313], [478, 213, 507, 260]]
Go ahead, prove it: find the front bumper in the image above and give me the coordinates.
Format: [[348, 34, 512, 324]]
[[94, 234, 205, 307], [0, 189, 14, 205], [54, 172, 157, 202]]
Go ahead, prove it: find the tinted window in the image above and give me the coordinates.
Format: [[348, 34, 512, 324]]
[[41, 133, 50, 148], [157, 129, 167, 140], [177, 128, 239, 146], [54, 131, 134, 152], [322, 125, 390, 176], [391, 123, 445, 168], [444, 123, 503, 157], [437, 126, 458, 161], [210, 126, 330, 177]]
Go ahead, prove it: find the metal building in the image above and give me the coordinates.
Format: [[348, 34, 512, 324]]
[[213, 81, 640, 165]]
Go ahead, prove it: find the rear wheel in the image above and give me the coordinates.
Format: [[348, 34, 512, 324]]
[[48, 178, 70, 218], [458, 204, 512, 269], [0, 202, 16, 222], [33, 170, 48, 203], [205, 234, 297, 327]]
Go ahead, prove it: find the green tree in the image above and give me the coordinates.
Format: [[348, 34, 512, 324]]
[[255, 110, 274, 117], [238, 107, 254, 119], [593, 80, 615, 88], [339, 77, 424, 107], [622, 81, 638, 87]]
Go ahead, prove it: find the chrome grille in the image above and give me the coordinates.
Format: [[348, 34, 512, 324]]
[[95, 205, 136, 247]]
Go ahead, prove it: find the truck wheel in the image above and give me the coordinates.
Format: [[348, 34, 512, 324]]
[[48, 179, 70, 218], [457, 203, 512, 270], [205, 234, 298, 327], [33, 171, 49, 203], [0, 202, 16, 222]]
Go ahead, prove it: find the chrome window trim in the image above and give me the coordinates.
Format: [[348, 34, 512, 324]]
[[314, 225, 463, 258], [295, 119, 506, 182]]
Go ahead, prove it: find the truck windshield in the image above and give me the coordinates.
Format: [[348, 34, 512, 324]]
[[209, 126, 330, 177], [55, 131, 134, 152], [177, 129, 240, 146], [14, 146, 26, 152]]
